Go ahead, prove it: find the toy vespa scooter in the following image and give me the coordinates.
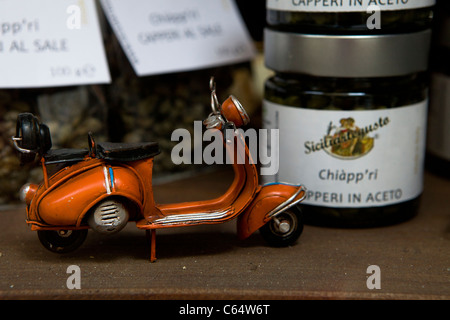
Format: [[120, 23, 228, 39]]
[[12, 78, 306, 262]]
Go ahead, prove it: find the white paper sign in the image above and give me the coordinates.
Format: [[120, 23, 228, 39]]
[[100, 0, 256, 76], [0, 0, 110, 88]]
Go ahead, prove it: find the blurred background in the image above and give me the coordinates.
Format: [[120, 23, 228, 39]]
[[0, 0, 448, 206], [0, 0, 267, 205]]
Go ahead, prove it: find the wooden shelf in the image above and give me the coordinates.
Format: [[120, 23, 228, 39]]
[[0, 168, 449, 300]]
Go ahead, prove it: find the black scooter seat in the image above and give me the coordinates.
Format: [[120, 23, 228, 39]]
[[97, 141, 160, 162], [44, 148, 89, 164]]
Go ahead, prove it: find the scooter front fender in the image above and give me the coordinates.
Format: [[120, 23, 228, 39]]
[[237, 183, 306, 240]]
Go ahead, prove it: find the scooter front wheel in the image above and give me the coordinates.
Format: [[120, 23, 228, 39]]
[[260, 207, 304, 247], [37, 229, 88, 253]]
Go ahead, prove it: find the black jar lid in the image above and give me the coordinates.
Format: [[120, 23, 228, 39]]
[[264, 28, 431, 77]]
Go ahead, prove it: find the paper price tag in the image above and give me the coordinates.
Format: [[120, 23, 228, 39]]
[[100, 0, 256, 76], [0, 0, 110, 88]]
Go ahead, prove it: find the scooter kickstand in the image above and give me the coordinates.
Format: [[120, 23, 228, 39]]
[[146, 229, 157, 263]]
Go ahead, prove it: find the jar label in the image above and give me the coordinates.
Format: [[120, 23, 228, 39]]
[[267, 0, 436, 12], [262, 100, 428, 208], [428, 73, 450, 160]]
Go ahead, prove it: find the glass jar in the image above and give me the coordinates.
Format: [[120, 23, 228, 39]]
[[266, 0, 435, 34], [426, 10, 450, 178], [263, 29, 431, 227]]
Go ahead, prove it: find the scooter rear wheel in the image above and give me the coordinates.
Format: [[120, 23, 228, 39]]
[[37, 229, 88, 253], [260, 207, 304, 247]]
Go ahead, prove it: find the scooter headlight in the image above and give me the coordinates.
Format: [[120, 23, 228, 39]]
[[221, 95, 250, 128], [19, 183, 38, 205]]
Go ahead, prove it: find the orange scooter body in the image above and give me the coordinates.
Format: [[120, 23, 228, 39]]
[[12, 78, 306, 261], [136, 127, 259, 231], [26, 158, 155, 230]]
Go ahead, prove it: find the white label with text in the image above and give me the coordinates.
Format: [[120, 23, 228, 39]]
[[262, 100, 428, 208], [0, 0, 110, 88], [100, 0, 255, 76], [266, 0, 436, 12]]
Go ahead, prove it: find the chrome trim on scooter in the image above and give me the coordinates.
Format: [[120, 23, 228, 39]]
[[210, 76, 221, 115], [230, 95, 249, 126], [103, 166, 112, 194], [19, 183, 32, 203], [11, 137, 34, 154], [203, 113, 226, 129], [153, 207, 234, 226], [266, 185, 306, 219]]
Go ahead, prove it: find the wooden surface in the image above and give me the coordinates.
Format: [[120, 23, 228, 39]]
[[0, 168, 449, 300]]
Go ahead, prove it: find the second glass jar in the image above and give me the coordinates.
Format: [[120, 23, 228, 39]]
[[262, 29, 431, 227]]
